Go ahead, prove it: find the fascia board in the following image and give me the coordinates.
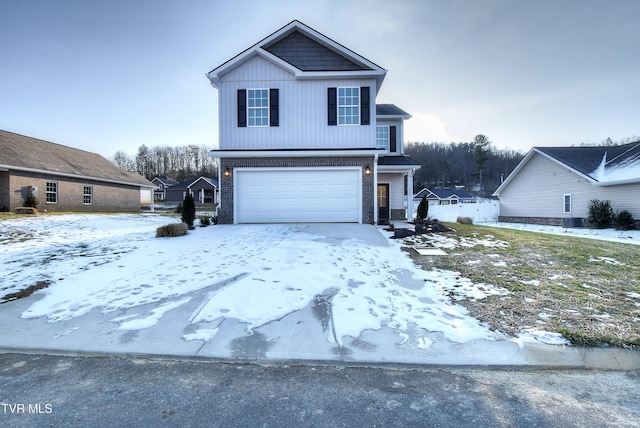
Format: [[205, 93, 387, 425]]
[[377, 165, 421, 173], [1, 164, 155, 189], [209, 149, 382, 158]]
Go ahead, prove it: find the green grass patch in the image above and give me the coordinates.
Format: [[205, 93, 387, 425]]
[[403, 223, 640, 349]]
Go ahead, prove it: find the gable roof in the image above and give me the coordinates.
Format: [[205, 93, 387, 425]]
[[414, 188, 474, 200], [152, 176, 178, 187], [207, 20, 386, 89], [0, 130, 154, 188], [493, 141, 640, 196], [168, 176, 219, 190]]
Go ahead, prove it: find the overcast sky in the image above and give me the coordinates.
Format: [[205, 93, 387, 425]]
[[1, 0, 638, 159]]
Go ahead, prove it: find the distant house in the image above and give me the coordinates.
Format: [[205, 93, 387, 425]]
[[151, 176, 178, 202], [0, 130, 155, 212], [414, 188, 476, 205], [492, 142, 640, 226], [206, 20, 420, 224], [164, 176, 219, 205]]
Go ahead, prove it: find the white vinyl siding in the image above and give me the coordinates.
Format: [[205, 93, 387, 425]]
[[499, 153, 640, 219], [234, 168, 361, 223], [218, 56, 376, 150]]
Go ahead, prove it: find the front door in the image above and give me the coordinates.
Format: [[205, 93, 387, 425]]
[[377, 183, 389, 221]]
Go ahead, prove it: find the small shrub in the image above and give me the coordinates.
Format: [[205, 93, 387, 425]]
[[181, 194, 196, 229], [23, 187, 38, 208], [417, 195, 428, 221], [587, 199, 613, 229], [156, 223, 188, 238], [457, 216, 473, 225], [199, 214, 211, 227], [175, 203, 183, 214], [614, 210, 635, 231]]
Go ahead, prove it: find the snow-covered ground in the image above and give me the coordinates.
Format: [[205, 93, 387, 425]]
[[7, 214, 632, 350], [480, 221, 640, 246], [0, 214, 517, 349]]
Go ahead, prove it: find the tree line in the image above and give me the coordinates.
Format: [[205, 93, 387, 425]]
[[406, 135, 524, 195], [111, 144, 217, 182]]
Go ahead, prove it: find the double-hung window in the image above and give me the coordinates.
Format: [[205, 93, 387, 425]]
[[338, 87, 359, 125], [46, 181, 57, 204], [376, 126, 389, 151], [328, 86, 370, 126], [237, 88, 279, 127], [247, 89, 269, 127], [83, 186, 93, 205]]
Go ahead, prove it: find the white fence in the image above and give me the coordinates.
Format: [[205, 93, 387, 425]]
[[411, 200, 500, 223]]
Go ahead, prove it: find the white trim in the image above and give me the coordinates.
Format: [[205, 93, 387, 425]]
[[233, 166, 362, 224], [209, 149, 382, 158]]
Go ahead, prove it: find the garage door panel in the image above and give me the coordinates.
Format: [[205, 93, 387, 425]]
[[235, 169, 360, 223]]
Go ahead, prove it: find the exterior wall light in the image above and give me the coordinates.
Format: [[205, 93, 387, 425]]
[[224, 167, 231, 177], [364, 165, 371, 175]]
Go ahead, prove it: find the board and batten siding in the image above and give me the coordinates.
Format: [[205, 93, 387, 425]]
[[499, 152, 640, 219], [218, 56, 376, 150]]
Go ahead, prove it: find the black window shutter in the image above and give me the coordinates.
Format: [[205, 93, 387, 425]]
[[360, 86, 370, 125], [389, 126, 397, 152], [237, 89, 247, 127], [327, 87, 337, 126], [269, 88, 279, 127]]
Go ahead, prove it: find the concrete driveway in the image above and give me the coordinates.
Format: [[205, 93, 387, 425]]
[[0, 218, 638, 369]]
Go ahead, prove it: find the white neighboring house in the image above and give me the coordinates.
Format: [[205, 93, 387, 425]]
[[206, 20, 420, 224], [493, 142, 640, 226]]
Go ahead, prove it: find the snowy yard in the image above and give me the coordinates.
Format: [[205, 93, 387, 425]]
[[0, 213, 568, 352]]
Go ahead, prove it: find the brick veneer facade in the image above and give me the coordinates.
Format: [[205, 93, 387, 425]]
[[6, 170, 141, 212], [219, 156, 375, 224]]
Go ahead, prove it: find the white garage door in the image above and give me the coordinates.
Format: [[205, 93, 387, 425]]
[[235, 168, 361, 223]]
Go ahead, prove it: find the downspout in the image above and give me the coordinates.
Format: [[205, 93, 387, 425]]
[[373, 153, 378, 225]]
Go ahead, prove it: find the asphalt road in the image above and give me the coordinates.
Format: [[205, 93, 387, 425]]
[[1, 353, 638, 427]]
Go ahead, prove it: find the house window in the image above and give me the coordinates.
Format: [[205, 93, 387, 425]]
[[563, 194, 571, 213], [338, 87, 359, 125], [247, 89, 269, 127], [376, 126, 389, 150], [46, 181, 58, 204], [83, 186, 93, 205]]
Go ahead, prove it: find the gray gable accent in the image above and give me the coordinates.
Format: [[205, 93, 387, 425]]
[[263, 30, 371, 72]]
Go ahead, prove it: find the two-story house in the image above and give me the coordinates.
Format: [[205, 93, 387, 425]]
[[207, 20, 420, 224]]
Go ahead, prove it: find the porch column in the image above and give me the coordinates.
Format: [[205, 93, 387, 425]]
[[407, 171, 414, 221]]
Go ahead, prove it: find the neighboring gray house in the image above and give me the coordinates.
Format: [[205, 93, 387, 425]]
[[164, 176, 219, 205], [0, 130, 154, 212], [493, 142, 640, 226], [206, 20, 420, 224], [414, 188, 476, 205], [151, 176, 178, 202]]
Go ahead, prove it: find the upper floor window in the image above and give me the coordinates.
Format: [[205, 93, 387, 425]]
[[248, 89, 269, 127], [338, 87, 359, 125], [328, 86, 370, 126], [83, 186, 93, 205], [237, 88, 279, 128], [46, 181, 57, 204], [376, 126, 389, 150]]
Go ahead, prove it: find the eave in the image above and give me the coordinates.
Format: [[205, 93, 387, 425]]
[[208, 148, 384, 158]]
